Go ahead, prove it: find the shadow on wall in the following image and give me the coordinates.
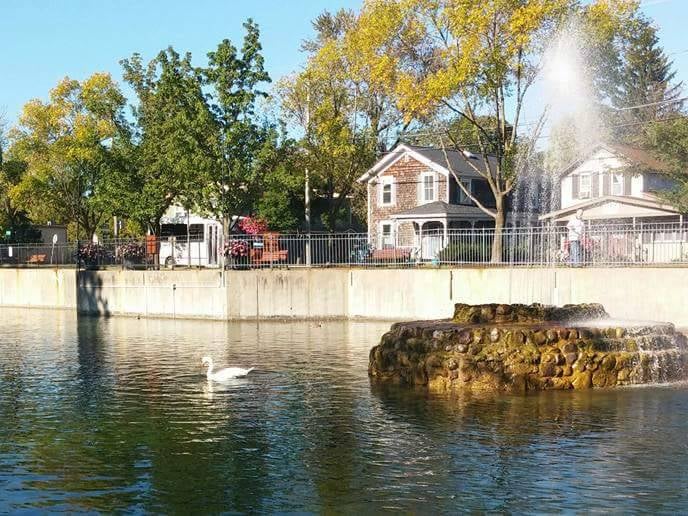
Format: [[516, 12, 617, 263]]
[[77, 270, 111, 317]]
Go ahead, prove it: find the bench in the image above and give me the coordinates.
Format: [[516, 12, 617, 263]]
[[250, 232, 288, 264], [371, 248, 411, 261], [27, 254, 47, 264]]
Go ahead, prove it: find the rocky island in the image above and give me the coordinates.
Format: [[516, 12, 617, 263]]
[[369, 303, 688, 392]]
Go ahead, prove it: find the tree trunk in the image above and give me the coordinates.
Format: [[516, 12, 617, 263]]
[[491, 198, 505, 264]]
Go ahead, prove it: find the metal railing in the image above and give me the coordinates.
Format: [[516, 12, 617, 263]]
[[2, 223, 688, 269]]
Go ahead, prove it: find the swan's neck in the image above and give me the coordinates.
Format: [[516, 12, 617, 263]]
[[205, 361, 214, 378]]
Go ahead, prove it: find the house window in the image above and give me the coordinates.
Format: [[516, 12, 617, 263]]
[[421, 172, 436, 203], [379, 177, 394, 206], [579, 173, 591, 199], [459, 179, 472, 204], [379, 221, 394, 248], [612, 173, 623, 196]]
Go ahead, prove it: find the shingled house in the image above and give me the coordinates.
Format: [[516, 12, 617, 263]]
[[357, 144, 501, 257]]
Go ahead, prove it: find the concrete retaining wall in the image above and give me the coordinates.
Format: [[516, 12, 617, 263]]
[[0, 267, 687, 325]]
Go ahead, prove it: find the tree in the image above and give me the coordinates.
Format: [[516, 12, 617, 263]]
[[254, 130, 304, 231], [610, 14, 684, 142], [279, 8, 409, 231], [119, 48, 217, 235], [196, 20, 273, 236], [320, 0, 638, 261], [645, 115, 688, 212], [10, 74, 126, 240], [0, 120, 40, 243]]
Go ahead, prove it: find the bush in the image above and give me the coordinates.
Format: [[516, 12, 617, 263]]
[[224, 239, 250, 258], [437, 241, 491, 262], [77, 243, 110, 264], [116, 241, 145, 260]]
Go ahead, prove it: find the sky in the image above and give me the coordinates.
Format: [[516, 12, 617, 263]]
[[1, 0, 687, 128]]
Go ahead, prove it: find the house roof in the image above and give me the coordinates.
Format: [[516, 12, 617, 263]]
[[559, 143, 672, 177], [358, 144, 498, 183], [391, 201, 489, 219], [539, 194, 680, 222]]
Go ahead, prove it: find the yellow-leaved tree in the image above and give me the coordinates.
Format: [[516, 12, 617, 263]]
[[10, 73, 126, 239], [307, 0, 637, 261]]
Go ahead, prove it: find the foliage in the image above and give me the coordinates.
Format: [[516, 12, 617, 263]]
[[238, 216, 267, 235], [278, 8, 401, 230], [0, 123, 41, 243], [78, 242, 110, 264], [645, 116, 688, 212], [437, 242, 491, 263], [324, 0, 584, 260], [116, 241, 146, 260], [223, 239, 249, 258], [606, 12, 684, 142], [9, 74, 126, 240], [195, 20, 274, 233], [119, 48, 217, 235]]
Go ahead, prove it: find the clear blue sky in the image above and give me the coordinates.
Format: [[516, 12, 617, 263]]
[[1, 0, 686, 126]]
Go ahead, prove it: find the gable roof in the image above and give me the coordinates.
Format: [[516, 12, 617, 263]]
[[559, 143, 671, 177], [358, 144, 498, 183]]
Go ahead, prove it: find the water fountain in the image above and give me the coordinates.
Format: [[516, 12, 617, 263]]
[[369, 303, 688, 392]]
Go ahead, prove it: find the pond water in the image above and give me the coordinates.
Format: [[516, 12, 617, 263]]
[[1, 308, 688, 513]]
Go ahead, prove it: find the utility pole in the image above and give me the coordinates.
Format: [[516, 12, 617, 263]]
[[305, 88, 312, 266]]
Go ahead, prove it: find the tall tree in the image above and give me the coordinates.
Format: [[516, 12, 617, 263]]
[[10, 74, 126, 239], [197, 19, 273, 236], [611, 14, 683, 141], [119, 48, 216, 235], [279, 8, 409, 231], [317, 0, 636, 261], [0, 120, 40, 243]]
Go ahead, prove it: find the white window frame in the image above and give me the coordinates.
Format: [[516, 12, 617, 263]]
[[378, 176, 395, 207], [611, 173, 623, 196], [378, 220, 395, 248], [420, 171, 437, 204], [579, 173, 591, 199]]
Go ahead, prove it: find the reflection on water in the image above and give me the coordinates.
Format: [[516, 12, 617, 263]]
[[1, 308, 688, 512]]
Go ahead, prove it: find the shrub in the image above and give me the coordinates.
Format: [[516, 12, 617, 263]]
[[78, 243, 110, 263], [116, 241, 146, 260], [224, 239, 249, 258]]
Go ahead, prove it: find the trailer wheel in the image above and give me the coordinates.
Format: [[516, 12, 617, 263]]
[[165, 256, 176, 267]]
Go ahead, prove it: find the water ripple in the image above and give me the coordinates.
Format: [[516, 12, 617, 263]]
[[1, 308, 688, 512]]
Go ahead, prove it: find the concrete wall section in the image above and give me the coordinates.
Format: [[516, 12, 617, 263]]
[[0, 268, 76, 310], [348, 269, 453, 320], [77, 269, 226, 319], [1, 267, 688, 325], [225, 269, 349, 319]]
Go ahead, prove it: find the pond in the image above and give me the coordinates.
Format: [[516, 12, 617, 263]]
[[1, 308, 687, 513]]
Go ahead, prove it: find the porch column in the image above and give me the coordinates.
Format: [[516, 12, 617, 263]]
[[418, 221, 423, 259], [443, 219, 448, 247]]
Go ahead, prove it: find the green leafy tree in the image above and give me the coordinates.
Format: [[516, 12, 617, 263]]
[[119, 48, 217, 235], [196, 20, 273, 236], [9, 74, 126, 239], [645, 116, 688, 211], [254, 130, 304, 231]]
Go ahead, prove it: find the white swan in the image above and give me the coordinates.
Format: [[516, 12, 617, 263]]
[[201, 356, 254, 381]]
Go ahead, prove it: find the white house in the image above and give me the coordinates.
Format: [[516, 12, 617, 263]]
[[539, 143, 683, 225]]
